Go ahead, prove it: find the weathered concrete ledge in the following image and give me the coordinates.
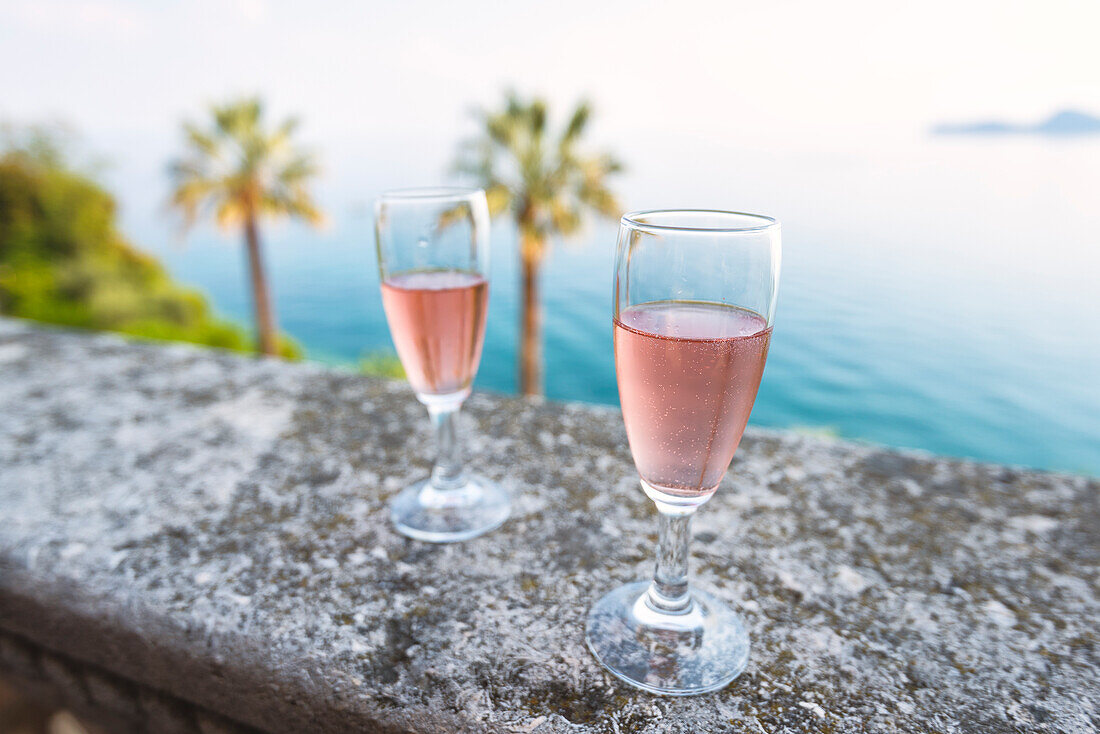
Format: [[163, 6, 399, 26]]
[[0, 318, 1097, 733]]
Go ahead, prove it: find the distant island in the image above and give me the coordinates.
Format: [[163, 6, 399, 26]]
[[932, 109, 1100, 137]]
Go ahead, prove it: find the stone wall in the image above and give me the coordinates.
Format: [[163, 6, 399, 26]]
[[0, 320, 1097, 733]]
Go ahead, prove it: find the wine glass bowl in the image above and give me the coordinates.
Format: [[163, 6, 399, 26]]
[[586, 209, 780, 694]]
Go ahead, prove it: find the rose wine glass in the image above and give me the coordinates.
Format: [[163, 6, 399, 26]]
[[374, 187, 509, 542], [586, 209, 780, 695]]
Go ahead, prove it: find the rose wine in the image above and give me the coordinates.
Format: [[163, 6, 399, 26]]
[[380, 270, 489, 397], [615, 301, 771, 498]]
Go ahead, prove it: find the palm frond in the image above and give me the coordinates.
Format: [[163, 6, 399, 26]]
[[215, 197, 247, 228], [277, 152, 320, 185], [183, 123, 221, 159], [561, 101, 590, 147], [528, 99, 547, 137], [485, 184, 513, 217], [452, 91, 620, 241], [168, 97, 324, 234], [548, 196, 582, 236]]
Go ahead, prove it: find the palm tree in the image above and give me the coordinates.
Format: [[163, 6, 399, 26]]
[[169, 98, 323, 356], [455, 92, 622, 396]]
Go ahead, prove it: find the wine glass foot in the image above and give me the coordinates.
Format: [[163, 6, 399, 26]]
[[389, 475, 510, 543], [585, 581, 749, 696]]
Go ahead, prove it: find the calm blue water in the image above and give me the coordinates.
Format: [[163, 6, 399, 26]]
[[132, 139, 1100, 476]]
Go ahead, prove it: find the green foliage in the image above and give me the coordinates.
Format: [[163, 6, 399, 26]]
[[0, 126, 272, 354], [276, 335, 304, 360], [359, 349, 406, 380]]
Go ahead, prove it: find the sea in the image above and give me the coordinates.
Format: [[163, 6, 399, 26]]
[[113, 134, 1100, 476]]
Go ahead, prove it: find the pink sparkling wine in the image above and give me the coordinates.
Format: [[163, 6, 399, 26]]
[[380, 270, 489, 396], [615, 301, 772, 499]]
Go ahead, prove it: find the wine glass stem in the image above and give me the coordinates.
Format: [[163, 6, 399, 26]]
[[646, 503, 696, 614], [428, 403, 468, 491]]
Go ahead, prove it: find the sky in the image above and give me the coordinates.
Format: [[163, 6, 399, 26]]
[[3, 0, 1099, 153], [2, 0, 1099, 241]]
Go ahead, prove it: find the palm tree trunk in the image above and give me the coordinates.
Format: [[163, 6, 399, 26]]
[[243, 214, 278, 356], [519, 233, 543, 396]]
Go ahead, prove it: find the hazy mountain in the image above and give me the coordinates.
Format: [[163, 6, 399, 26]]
[[932, 109, 1100, 137]]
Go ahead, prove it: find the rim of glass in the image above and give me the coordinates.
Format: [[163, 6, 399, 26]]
[[621, 209, 778, 234], [378, 186, 485, 202]]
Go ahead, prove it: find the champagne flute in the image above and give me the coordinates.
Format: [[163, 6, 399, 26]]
[[374, 187, 509, 542], [586, 209, 780, 695]]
